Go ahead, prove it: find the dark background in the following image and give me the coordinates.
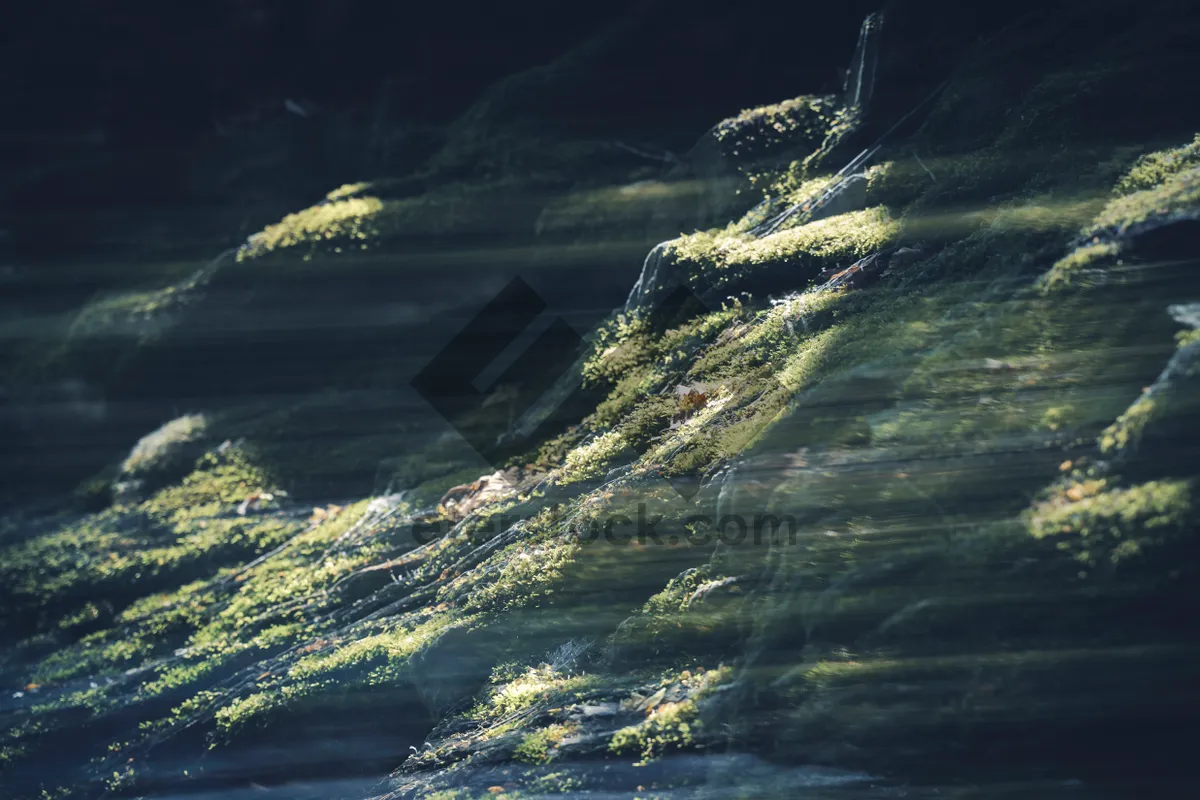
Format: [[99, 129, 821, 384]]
[[2, 0, 886, 145], [0, 0, 1106, 508]]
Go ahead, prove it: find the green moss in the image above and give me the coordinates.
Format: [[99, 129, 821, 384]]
[[641, 566, 717, 616], [1088, 165, 1200, 236], [608, 666, 731, 763], [324, 181, 375, 202], [513, 722, 572, 764], [581, 312, 654, 388], [211, 691, 278, 737], [451, 521, 578, 613], [712, 94, 839, 163], [141, 446, 275, 520], [1, 467, 415, 767], [671, 205, 899, 296], [1028, 479, 1193, 567], [861, 160, 933, 211], [236, 180, 548, 262], [238, 195, 382, 261], [529, 771, 585, 794], [578, 305, 742, 440], [558, 430, 629, 484], [1100, 395, 1158, 454], [63, 262, 211, 349], [117, 414, 209, 492], [1040, 242, 1120, 291], [534, 179, 705, 239], [609, 564, 748, 662], [8, 14, 1200, 795], [288, 614, 459, 681], [1037, 134, 1200, 292], [210, 611, 469, 737], [472, 665, 597, 723], [1114, 134, 1200, 195], [0, 446, 293, 617], [609, 699, 698, 762]]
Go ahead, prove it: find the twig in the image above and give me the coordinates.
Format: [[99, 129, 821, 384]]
[[750, 145, 879, 238], [913, 151, 936, 182], [612, 140, 680, 164], [749, 79, 949, 240]]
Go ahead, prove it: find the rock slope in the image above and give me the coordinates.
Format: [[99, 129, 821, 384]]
[[3, 2, 1200, 798]]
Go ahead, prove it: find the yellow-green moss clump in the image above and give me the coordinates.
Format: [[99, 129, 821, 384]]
[[0, 446, 288, 611], [471, 664, 598, 723], [711, 95, 839, 161], [1089, 165, 1200, 236], [119, 413, 208, 480], [1113, 134, 1200, 195], [235, 181, 547, 262], [608, 666, 731, 764], [513, 723, 574, 764], [1041, 134, 1200, 291], [1028, 479, 1193, 568], [238, 195, 383, 260], [671, 205, 899, 296]]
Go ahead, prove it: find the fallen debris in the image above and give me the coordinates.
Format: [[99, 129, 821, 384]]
[[437, 468, 523, 519], [816, 245, 925, 291], [670, 382, 713, 428], [236, 490, 276, 516], [307, 504, 344, 527]]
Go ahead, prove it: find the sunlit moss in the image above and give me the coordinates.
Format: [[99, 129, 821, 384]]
[[236, 180, 553, 262], [575, 305, 747, 456], [141, 446, 274, 520], [238, 195, 383, 260], [472, 665, 597, 723], [0, 446, 290, 612], [513, 722, 573, 764], [452, 531, 579, 613], [288, 614, 459, 681], [559, 430, 628, 484], [608, 666, 731, 763], [1028, 479, 1193, 567], [211, 691, 278, 737], [119, 413, 209, 486], [1037, 135, 1200, 292], [211, 611, 469, 737], [7, 15, 1200, 797], [581, 312, 654, 388], [1113, 134, 1200, 195], [1089, 165, 1200, 236], [712, 95, 839, 168], [672, 206, 898, 280], [861, 160, 936, 210], [324, 181, 374, 202], [747, 172, 833, 216], [715, 95, 837, 145], [1100, 395, 1158, 454], [1040, 242, 1120, 291]]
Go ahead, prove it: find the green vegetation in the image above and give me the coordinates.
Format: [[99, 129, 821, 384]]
[[1114, 134, 1200, 195], [120, 413, 209, 479], [668, 206, 899, 300], [608, 666, 731, 764], [4, 7, 1200, 799], [513, 723, 572, 764]]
